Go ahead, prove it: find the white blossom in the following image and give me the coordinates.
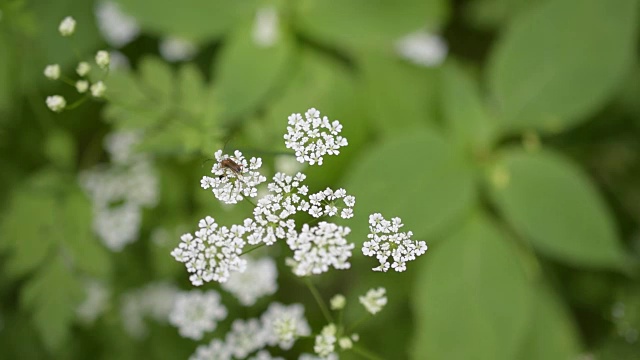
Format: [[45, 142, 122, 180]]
[[330, 294, 346, 310], [395, 30, 448, 67], [284, 108, 348, 165], [305, 187, 355, 219], [121, 282, 179, 338], [58, 16, 76, 36], [76, 280, 109, 324], [249, 350, 285, 360], [338, 337, 353, 350], [287, 222, 354, 277], [169, 290, 227, 340], [159, 36, 197, 62], [253, 6, 279, 47], [221, 257, 278, 306], [76, 80, 89, 93], [171, 216, 248, 285], [44, 64, 60, 80], [362, 213, 427, 272], [359, 287, 387, 315], [190, 339, 231, 360], [299, 354, 338, 360], [95, 50, 110, 69], [90, 81, 107, 97], [201, 150, 267, 205], [225, 318, 268, 358], [46, 95, 66, 112], [76, 61, 91, 76], [314, 324, 337, 358], [261, 302, 311, 350], [95, 1, 140, 47]]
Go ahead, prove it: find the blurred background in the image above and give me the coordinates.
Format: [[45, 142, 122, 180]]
[[0, 0, 639, 359]]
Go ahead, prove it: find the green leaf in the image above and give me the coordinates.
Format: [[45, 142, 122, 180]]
[[342, 128, 475, 244], [487, 0, 638, 132], [44, 129, 76, 170], [21, 254, 84, 351], [464, 0, 541, 30], [115, 0, 257, 41], [214, 18, 295, 119], [411, 215, 533, 360], [489, 149, 626, 268], [298, 0, 449, 52]]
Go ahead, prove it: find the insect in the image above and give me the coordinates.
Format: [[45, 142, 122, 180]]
[[218, 158, 243, 179]]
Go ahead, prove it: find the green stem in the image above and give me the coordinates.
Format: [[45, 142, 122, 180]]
[[347, 313, 370, 333], [65, 95, 90, 110], [304, 277, 333, 324], [243, 196, 257, 208], [352, 345, 384, 360], [239, 243, 266, 256]]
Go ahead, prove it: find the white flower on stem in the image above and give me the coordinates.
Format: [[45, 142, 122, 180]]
[[43, 64, 60, 80], [253, 6, 279, 47], [305, 187, 355, 219], [95, 50, 110, 69], [170, 216, 247, 285], [46, 95, 66, 112], [190, 339, 231, 360], [76, 61, 91, 77], [225, 318, 267, 359], [159, 36, 197, 62], [261, 302, 311, 350], [284, 108, 348, 165], [221, 257, 278, 306], [314, 324, 337, 358], [362, 213, 427, 272], [248, 350, 285, 360], [359, 287, 387, 315], [287, 222, 354, 277], [90, 81, 107, 97], [395, 30, 448, 67], [95, 1, 140, 47], [201, 150, 267, 205], [330, 294, 346, 310], [76, 80, 89, 93], [58, 16, 76, 36], [168, 290, 227, 340]]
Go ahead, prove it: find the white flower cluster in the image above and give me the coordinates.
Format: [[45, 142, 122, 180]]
[[286, 222, 354, 277], [314, 324, 337, 358], [395, 30, 448, 67], [359, 287, 388, 315], [306, 188, 355, 219], [159, 36, 198, 62], [190, 303, 310, 360], [95, 0, 140, 47], [201, 150, 267, 204], [169, 290, 228, 340], [120, 282, 179, 338], [221, 257, 278, 306], [76, 280, 110, 324], [284, 108, 348, 165], [171, 216, 247, 286], [362, 213, 427, 272], [80, 131, 158, 251]]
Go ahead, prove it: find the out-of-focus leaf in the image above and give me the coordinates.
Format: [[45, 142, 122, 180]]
[[464, 0, 540, 30], [342, 128, 475, 244], [411, 214, 533, 360], [214, 18, 295, 119], [0, 33, 13, 114], [116, 0, 257, 41], [298, 0, 449, 53], [489, 149, 627, 268], [487, 0, 638, 132], [44, 128, 76, 170]]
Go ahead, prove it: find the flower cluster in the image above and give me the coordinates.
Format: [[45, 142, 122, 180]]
[[314, 324, 337, 358], [306, 187, 355, 219], [221, 257, 278, 306], [120, 282, 179, 338], [201, 150, 266, 204], [395, 29, 448, 67], [359, 287, 388, 315], [362, 213, 427, 272], [286, 222, 354, 277], [95, 0, 140, 47], [284, 108, 348, 165], [169, 290, 228, 340], [76, 280, 110, 324]]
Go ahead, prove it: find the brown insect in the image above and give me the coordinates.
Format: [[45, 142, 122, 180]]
[[218, 158, 243, 179]]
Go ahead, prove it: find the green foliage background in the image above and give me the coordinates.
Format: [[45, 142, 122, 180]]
[[1, 0, 640, 359]]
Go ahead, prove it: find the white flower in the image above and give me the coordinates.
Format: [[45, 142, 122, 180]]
[[248, 350, 285, 360], [95, 1, 140, 47], [190, 339, 231, 360], [121, 282, 179, 338], [330, 294, 346, 310], [299, 354, 338, 360], [314, 324, 337, 358], [287, 222, 354, 277], [225, 318, 267, 358], [253, 6, 279, 47], [46, 95, 66, 112], [221, 257, 278, 306], [75, 80, 89, 93], [90, 81, 107, 97], [284, 108, 348, 165], [76, 61, 91, 76], [169, 290, 227, 340], [338, 337, 353, 350], [171, 216, 248, 285], [395, 30, 448, 67], [43, 64, 60, 80], [362, 213, 427, 272], [159, 36, 197, 62], [103, 131, 142, 164], [359, 287, 387, 315], [95, 50, 110, 69], [58, 16, 76, 36], [305, 187, 355, 219], [200, 150, 267, 205], [261, 302, 311, 350], [76, 280, 109, 324]]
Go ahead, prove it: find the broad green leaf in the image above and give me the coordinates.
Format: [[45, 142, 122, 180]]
[[21, 254, 84, 351], [489, 149, 626, 268], [411, 215, 533, 360], [139, 57, 175, 101], [342, 128, 475, 244], [298, 0, 449, 52], [487, 0, 638, 132], [464, 0, 540, 30], [116, 0, 257, 41], [214, 19, 295, 119]]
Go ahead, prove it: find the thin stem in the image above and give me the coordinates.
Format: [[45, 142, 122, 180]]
[[65, 95, 90, 110], [352, 345, 384, 360], [243, 196, 257, 208], [347, 313, 370, 333], [239, 243, 266, 256], [304, 277, 333, 324]]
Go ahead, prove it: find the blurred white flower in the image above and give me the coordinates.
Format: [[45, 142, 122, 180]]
[[58, 16, 76, 36], [359, 287, 387, 315], [305, 187, 355, 219], [275, 154, 305, 175], [190, 339, 231, 360], [314, 324, 337, 358], [249, 350, 285, 360], [169, 290, 227, 340], [330, 294, 346, 310], [95, 1, 140, 47], [201, 150, 267, 205], [159, 36, 197, 62], [338, 337, 353, 350], [284, 108, 348, 165], [121, 282, 179, 338], [261, 302, 311, 350], [90, 81, 107, 97], [287, 222, 354, 277], [395, 30, 448, 67], [225, 318, 268, 358], [76, 80, 89, 93], [46, 95, 66, 112], [95, 50, 110, 69], [76, 280, 110, 324], [76, 61, 91, 76], [253, 6, 279, 47], [221, 257, 278, 306], [108, 50, 131, 70], [362, 213, 427, 272], [43, 64, 60, 80]]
